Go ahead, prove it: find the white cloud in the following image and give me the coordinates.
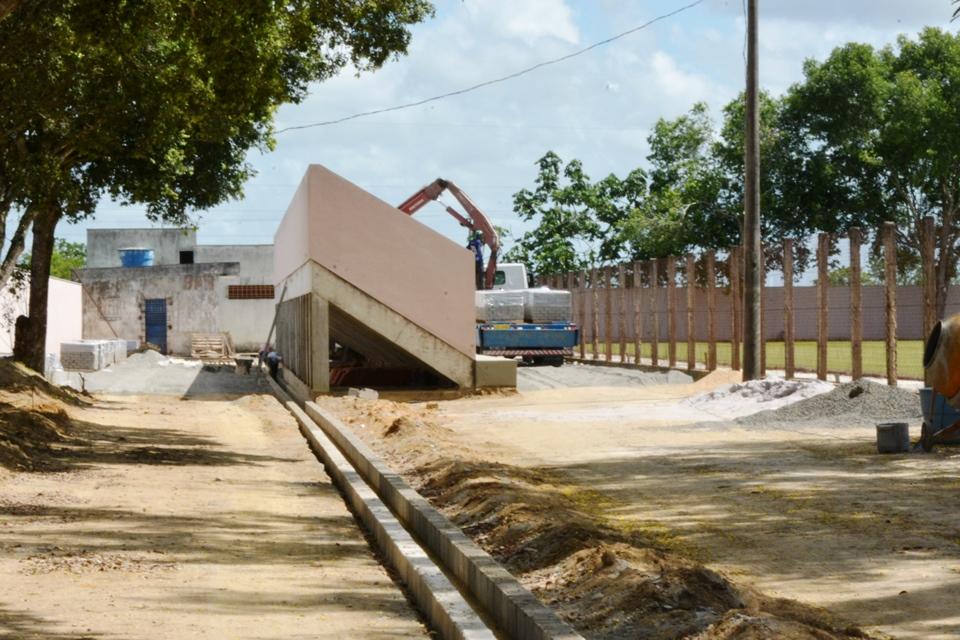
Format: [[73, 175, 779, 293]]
[[464, 0, 580, 45]]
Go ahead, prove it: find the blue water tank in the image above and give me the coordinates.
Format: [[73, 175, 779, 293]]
[[119, 248, 154, 267]]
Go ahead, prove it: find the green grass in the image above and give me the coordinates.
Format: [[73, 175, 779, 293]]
[[587, 340, 924, 380]]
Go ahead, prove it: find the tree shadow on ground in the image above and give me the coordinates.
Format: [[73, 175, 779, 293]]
[[0, 604, 103, 639], [16, 413, 300, 473], [532, 432, 960, 635]]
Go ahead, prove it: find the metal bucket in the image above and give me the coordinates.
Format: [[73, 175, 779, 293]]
[[876, 422, 910, 453]]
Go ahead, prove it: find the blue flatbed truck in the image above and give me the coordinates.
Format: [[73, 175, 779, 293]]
[[476, 321, 579, 366]]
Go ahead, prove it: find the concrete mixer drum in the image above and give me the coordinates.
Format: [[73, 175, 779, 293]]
[[920, 317, 960, 451]]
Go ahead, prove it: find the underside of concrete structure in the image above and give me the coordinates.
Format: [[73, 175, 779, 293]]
[[273, 165, 491, 394]]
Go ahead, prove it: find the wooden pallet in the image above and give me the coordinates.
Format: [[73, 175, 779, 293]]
[[191, 333, 232, 360]]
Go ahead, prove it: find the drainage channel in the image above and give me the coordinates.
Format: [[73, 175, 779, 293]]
[[266, 377, 583, 640]]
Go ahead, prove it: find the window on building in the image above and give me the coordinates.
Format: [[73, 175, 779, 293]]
[[179, 251, 194, 265], [227, 284, 275, 300], [101, 297, 120, 321]]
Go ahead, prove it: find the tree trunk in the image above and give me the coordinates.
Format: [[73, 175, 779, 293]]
[[14, 206, 58, 373], [934, 224, 957, 322], [0, 206, 39, 290]]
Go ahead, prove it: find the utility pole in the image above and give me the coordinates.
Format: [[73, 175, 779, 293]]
[[742, 0, 762, 381]]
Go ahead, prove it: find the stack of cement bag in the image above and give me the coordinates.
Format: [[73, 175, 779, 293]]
[[475, 287, 572, 323], [60, 339, 129, 371]]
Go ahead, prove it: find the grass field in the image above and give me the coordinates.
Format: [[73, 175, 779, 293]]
[[589, 340, 925, 380]]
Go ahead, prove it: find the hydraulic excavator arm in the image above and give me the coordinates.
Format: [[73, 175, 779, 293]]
[[397, 178, 501, 289]]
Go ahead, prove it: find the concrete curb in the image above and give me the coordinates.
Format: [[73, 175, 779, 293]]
[[266, 377, 495, 640], [304, 401, 584, 640]]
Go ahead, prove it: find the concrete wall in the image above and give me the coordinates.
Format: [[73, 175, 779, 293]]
[[0, 277, 82, 357], [574, 284, 959, 342], [47, 278, 83, 355], [86, 228, 197, 268], [195, 245, 274, 350], [79, 263, 238, 355], [274, 165, 475, 358]]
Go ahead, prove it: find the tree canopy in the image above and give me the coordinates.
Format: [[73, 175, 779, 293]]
[[1, 0, 433, 370], [786, 28, 960, 314]]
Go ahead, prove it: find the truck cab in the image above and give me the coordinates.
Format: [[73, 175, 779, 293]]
[[490, 263, 529, 291]]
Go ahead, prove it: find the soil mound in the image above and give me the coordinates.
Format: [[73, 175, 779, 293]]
[[327, 396, 877, 639], [0, 360, 86, 471], [738, 380, 919, 427]]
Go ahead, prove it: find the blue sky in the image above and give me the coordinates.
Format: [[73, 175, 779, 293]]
[[38, 0, 959, 263]]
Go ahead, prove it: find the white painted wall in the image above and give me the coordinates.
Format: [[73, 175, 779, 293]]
[[196, 245, 274, 351], [0, 277, 82, 357]]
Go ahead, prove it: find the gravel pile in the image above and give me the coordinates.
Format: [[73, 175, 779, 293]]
[[684, 378, 834, 419], [738, 379, 920, 427]]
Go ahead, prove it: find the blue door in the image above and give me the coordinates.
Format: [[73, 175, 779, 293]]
[[144, 298, 168, 354]]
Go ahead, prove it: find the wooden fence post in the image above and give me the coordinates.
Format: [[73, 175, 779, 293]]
[[730, 247, 741, 371], [649, 259, 659, 367], [848, 229, 862, 380], [884, 222, 897, 386], [604, 266, 614, 362], [591, 267, 599, 359], [783, 238, 795, 379], [633, 261, 643, 365], [705, 250, 717, 370], [922, 216, 936, 386], [618, 263, 628, 361], [817, 232, 829, 381], [686, 255, 696, 370], [760, 265, 767, 377], [666, 256, 677, 367], [578, 270, 587, 360]]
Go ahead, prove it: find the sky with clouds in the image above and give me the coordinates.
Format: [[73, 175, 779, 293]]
[[50, 0, 958, 255]]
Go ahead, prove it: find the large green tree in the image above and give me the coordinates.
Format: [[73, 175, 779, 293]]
[[626, 102, 732, 261], [505, 151, 645, 278], [785, 28, 960, 316], [0, 0, 432, 371]]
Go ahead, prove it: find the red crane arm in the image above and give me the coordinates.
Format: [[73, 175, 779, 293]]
[[397, 178, 501, 289]]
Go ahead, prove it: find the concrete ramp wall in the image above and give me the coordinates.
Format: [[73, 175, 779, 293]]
[[274, 165, 477, 391], [275, 165, 475, 358]]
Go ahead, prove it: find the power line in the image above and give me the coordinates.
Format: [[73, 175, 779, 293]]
[[276, 0, 706, 133]]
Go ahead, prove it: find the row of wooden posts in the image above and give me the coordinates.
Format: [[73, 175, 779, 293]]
[[541, 220, 939, 386]]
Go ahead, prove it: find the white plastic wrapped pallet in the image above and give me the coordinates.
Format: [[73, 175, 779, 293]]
[[523, 287, 572, 323], [475, 290, 524, 323]]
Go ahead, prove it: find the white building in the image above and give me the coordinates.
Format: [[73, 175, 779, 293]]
[[79, 229, 274, 355]]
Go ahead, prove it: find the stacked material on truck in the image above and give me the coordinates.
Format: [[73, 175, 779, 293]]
[[523, 288, 572, 323], [475, 290, 524, 323], [60, 339, 128, 371]]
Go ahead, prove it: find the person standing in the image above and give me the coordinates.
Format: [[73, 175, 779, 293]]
[[467, 231, 484, 289]]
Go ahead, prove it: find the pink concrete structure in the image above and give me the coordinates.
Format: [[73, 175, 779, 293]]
[[273, 165, 478, 393]]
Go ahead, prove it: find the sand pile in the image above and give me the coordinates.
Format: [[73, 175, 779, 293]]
[[684, 378, 835, 419], [738, 380, 920, 427]]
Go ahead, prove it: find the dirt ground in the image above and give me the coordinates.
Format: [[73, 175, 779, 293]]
[[323, 367, 960, 640], [0, 361, 427, 639]]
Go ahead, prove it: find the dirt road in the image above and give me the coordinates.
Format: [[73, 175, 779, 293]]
[[331, 369, 960, 639], [0, 389, 427, 639]]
